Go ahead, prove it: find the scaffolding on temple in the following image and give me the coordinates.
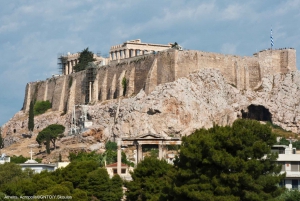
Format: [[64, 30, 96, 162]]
[[85, 62, 98, 104], [57, 53, 66, 75]]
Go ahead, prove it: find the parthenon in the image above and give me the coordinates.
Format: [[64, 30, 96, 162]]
[[109, 39, 172, 61], [59, 39, 173, 75]]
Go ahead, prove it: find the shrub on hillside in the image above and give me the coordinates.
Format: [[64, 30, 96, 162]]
[[34, 100, 51, 115]]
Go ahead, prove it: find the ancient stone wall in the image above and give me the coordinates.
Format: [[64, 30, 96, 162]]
[[22, 48, 297, 113]]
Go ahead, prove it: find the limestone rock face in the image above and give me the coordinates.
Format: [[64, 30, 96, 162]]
[[3, 68, 300, 156], [245, 72, 300, 133], [89, 69, 247, 138]]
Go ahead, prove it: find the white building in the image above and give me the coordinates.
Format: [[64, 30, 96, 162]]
[[272, 144, 300, 189], [0, 153, 10, 164], [105, 162, 133, 181], [20, 161, 70, 173]]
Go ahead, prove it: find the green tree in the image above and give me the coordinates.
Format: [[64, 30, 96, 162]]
[[61, 160, 99, 189], [73, 48, 96, 72], [10, 155, 29, 163], [0, 163, 36, 196], [69, 151, 100, 162], [72, 188, 88, 201], [36, 124, 65, 153], [105, 141, 117, 151], [126, 157, 174, 201], [122, 77, 127, 96], [34, 100, 52, 115], [275, 137, 290, 146], [86, 168, 110, 200], [28, 100, 34, 132], [0, 127, 4, 150], [275, 189, 300, 201], [171, 119, 285, 201], [0, 163, 25, 188], [110, 174, 124, 201]]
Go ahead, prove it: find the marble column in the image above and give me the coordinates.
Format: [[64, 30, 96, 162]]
[[158, 144, 163, 159], [132, 49, 136, 57], [125, 49, 129, 58], [68, 61, 72, 74], [109, 52, 112, 61], [138, 144, 142, 162], [70, 60, 74, 73], [117, 139, 121, 175], [64, 63, 68, 75], [118, 51, 121, 60], [121, 50, 124, 59]]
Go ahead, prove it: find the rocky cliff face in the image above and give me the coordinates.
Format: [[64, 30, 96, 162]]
[[2, 69, 300, 159]]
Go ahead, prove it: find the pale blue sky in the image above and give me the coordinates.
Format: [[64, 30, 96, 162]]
[[1, 0, 300, 126]]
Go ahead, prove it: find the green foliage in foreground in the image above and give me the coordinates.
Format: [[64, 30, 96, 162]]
[[126, 157, 174, 201], [275, 189, 300, 201], [0, 119, 288, 201], [0, 161, 123, 201], [34, 100, 51, 115], [126, 119, 285, 201], [69, 140, 134, 167], [171, 119, 285, 201]]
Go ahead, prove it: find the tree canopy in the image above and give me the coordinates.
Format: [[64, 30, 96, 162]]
[[28, 100, 34, 132], [73, 48, 96, 72], [126, 157, 174, 201], [36, 124, 65, 154], [171, 119, 285, 201], [0, 127, 4, 150], [0, 160, 122, 200], [34, 100, 52, 115]]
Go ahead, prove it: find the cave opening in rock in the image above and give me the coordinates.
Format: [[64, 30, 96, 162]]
[[241, 104, 272, 122]]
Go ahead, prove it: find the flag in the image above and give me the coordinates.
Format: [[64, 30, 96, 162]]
[[270, 28, 274, 48]]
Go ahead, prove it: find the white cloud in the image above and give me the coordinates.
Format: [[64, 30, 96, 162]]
[[220, 4, 244, 20], [220, 43, 238, 55]]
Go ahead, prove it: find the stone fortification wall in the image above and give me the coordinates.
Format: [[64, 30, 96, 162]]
[[22, 48, 296, 113], [256, 49, 296, 75], [174, 50, 262, 89]]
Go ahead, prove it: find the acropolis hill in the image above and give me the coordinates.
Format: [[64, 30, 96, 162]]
[[3, 39, 300, 160], [22, 39, 296, 114]]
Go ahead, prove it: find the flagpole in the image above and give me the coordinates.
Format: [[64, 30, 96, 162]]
[[270, 27, 273, 68], [270, 27, 274, 51]]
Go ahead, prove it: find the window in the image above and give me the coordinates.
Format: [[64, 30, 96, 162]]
[[279, 180, 285, 187], [113, 169, 117, 175], [121, 168, 126, 174], [291, 162, 299, 172], [292, 180, 298, 189]]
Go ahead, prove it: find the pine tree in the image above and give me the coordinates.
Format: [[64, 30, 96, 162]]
[[73, 48, 96, 72], [28, 100, 34, 132], [171, 119, 285, 201]]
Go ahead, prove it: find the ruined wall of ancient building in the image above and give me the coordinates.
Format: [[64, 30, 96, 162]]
[[22, 48, 297, 113]]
